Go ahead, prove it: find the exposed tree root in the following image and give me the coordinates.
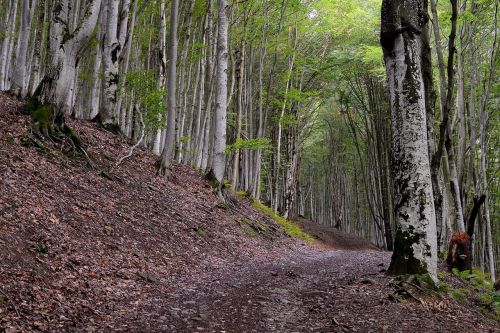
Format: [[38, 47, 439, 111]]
[[114, 108, 145, 168], [205, 168, 236, 207], [22, 99, 98, 170]]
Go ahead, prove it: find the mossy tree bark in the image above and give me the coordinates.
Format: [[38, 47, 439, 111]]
[[33, 0, 102, 129], [381, 0, 438, 281]]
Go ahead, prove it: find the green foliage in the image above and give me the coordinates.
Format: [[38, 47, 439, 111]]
[[356, 45, 385, 77], [226, 138, 272, 154], [78, 68, 94, 83], [124, 70, 166, 129], [452, 268, 494, 289], [439, 250, 449, 260], [223, 179, 233, 190], [236, 190, 250, 199], [31, 105, 54, 128], [286, 87, 319, 103], [450, 288, 468, 303], [280, 114, 298, 127], [252, 199, 313, 242], [449, 268, 500, 319]]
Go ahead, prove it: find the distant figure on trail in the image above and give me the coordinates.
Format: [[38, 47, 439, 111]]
[[446, 232, 472, 272]]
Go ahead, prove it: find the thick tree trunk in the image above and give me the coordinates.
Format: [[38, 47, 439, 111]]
[[101, 0, 120, 124], [381, 0, 438, 281], [34, 0, 102, 117]]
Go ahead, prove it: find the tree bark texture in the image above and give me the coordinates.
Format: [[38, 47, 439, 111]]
[[381, 0, 438, 280]]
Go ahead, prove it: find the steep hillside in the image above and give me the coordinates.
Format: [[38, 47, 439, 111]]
[[1, 92, 498, 333], [0, 92, 317, 331]]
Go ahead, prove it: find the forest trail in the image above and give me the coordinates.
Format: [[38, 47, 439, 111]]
[[150, 249, 391, 333], [126, 241, 496, 333], [0, 93, 497, 332]]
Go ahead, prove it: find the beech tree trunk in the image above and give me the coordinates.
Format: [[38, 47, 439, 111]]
[[210, 0, 229, 186], [35, 0, 102, 116], [101, 0, 130, 125], [11, 0, 34, 97], [160, 0, 179, 174], [381, 0, 438, 281], [0, 0, 18, 91]]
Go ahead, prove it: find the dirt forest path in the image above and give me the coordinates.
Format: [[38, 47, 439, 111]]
[[165, 249, 391, 333], [121, 226, 497, 333]]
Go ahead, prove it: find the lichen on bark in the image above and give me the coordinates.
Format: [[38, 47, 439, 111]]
[[381, 0, 438, 282]]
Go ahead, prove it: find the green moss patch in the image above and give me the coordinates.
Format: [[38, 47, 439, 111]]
[[240, 217, 275, 239], [446, 268, 500, 320], [252, 200, 313, 243], [388, 226, 427, 276]]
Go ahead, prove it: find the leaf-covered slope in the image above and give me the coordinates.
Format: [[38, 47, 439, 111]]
[[0, 92, 308, 331]]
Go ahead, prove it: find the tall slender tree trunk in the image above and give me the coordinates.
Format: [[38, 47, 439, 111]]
[[154, 0, 168, 155], [11, 0, 34, 97], [232, 45, 244, 189], [0, 0, 18, 91], [210, 0, 229, 188], [429, 0, 465, 232], [273, 25, 296, 213], [160, 0, 180, 175], [101, 0, 130, 125], [117, 0, 137, 131]]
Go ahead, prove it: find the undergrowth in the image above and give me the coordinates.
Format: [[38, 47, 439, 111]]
[[240, 217, 274, 239], [443, 268, 500, 321], [390, 270, 499, 321], [251, 199, 313, 243]]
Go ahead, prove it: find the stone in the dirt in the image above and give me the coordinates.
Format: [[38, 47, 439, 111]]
[[133, 251, 145, 260], [360, 278, 375, 285], [137, 271, 157, 283]]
